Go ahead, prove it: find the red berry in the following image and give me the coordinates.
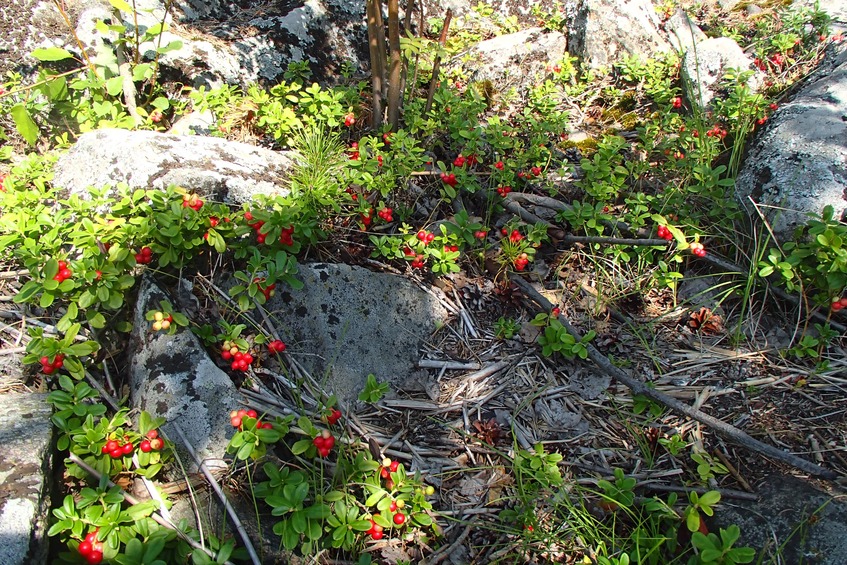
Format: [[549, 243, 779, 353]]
[[371, 530, 383, 540], [389, 460, 399, 472], [106, 440, 119, 452], [246, 409, 258, 419], [110, 447, 124, 459], [393, 512, 406, 525], [122, 442, 134, 455], [85, 550, 103, 564], [53, 354, 64, 369], [672, 97, 682, 109], [146, 430, 159, 440], [150, 438, 164, 451], [231, 416, 242, 428], [140, 440, 152, 453], [327, 408, 342, 425], [40, 356, 50, 366], [78, 540, 92, 555], [261, 422, 273, 429]]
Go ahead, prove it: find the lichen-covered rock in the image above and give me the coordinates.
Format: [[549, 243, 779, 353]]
[[52, 129, 294, 205], [0, 393, 53, 565], [267, 263, 449, 403], [458, 27, 567, 88], [564, 0, 671, 69], [711, 474, 847, 564], [664, 8, 707, 54], [735, 46, 847, 240], [129, 275, 239, 473], [682, 37, 762, 109]]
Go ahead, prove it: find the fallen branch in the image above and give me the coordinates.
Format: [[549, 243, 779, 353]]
[[170, 424, 262, 565], [511, 275, 839, 480]]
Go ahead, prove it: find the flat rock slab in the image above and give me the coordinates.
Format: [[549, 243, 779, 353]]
[[269, 263, 450, 403], [712, 474, 847, 563], [52, 129, 295, 205], [0, 392, 53, 565], [129, 276, 240, 473]]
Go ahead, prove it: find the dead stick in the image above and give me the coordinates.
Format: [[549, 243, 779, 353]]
[[424, 9, 452, 114], [67, 453, 234, 564], [510, 275, 838, 480]]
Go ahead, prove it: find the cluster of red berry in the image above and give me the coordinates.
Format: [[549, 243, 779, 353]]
[[344, 113, 356, 127], [365, 516, 386, 540], [501, 228, 523, 244], [324, 408, 342, 426], [53, 260, 73, 283], [690, 242, 706, 257], [513, 253, 530, 271], [349, 142, 360, 161], [268, 339, 286, 354], [135, 246, 154, 264], [221, 340, 254, 371], [494, 160, 504, 170], [279, 225, 295, 246], [496, 185, 512, 197], [253, 277, 276, 301], [379, 457, 400, 489], [453, 153, 479, 167], [40, 354, 64, 375], [440, 172, 458, 187], [830, 297, 847, 312], [443, 244, 459, 253], [376, 155, 383, 167], [473, 229, 488, 240], [77, 530, 104, 564], [244, 211, 268, 243], [656, 225, 674, 241], [705, 125, 728, 139], [672, 96, 682, 109], [182, 193, 204, 211], [360, 208, 374, 228], [139, 429, 164, 452], [313, 429, 336, 457], [151, 311, 173, 332], [230, 408, 273, 430], [416, 230, 435, 245], [410, 254, 426, 269], [377, 207, 393, 222], [101, 437, 135, 459], [518, 166, 543, 179]]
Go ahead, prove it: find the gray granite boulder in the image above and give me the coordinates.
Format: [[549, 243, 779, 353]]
[[128, 276, 240, 473], [52, 129, 295, 205], [268, 263, 449, 403], [564, 0, 672, 69], [0, 393, 53, 565], [459, 27, 568, 88], [682, 37, 763, 109], [735, 46, 847, 240], [711, 474, 847, 564]]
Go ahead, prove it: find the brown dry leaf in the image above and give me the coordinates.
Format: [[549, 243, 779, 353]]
[[688, 307, 724, 334], [472, 418, 504, 445]]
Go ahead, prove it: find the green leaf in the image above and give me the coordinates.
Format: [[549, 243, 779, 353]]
[[31, 47, 74, 61], [10, 104, 39, 146], [291, 438, 312, 455], [108, 0, 134, 12]]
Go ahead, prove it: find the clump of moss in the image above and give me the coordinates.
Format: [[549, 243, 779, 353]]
[[561, 136, 600, 157], [601, 106, 639, 130]]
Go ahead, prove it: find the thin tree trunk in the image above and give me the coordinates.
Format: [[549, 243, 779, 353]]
[[366, 0, 384, 128], [386, 0, 402, 129], [424, 9, 452, 115]]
